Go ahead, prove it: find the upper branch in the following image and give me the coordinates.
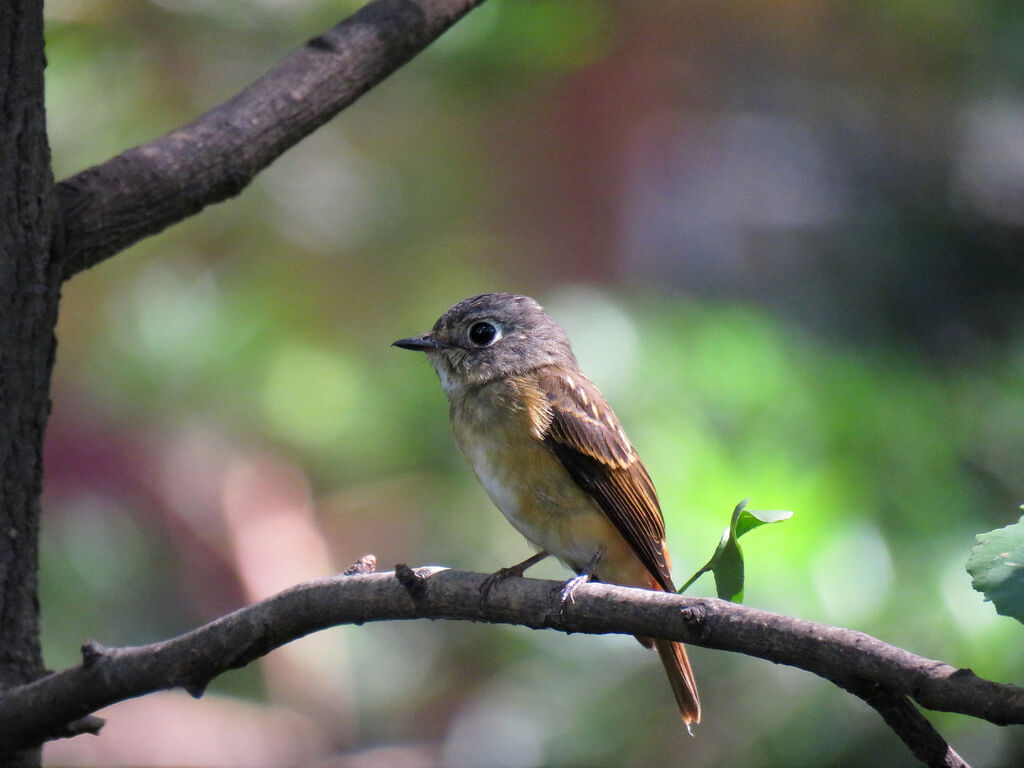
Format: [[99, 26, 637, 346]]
[[54, 0, 486, 280], [1, 567, 1021, 755]]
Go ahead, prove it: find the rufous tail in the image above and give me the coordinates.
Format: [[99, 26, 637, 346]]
[[654, 638, 701, 725]]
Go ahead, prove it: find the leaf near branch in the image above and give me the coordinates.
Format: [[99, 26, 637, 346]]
[[677, 498, 793, 602], [966, 509, 1024, 625]]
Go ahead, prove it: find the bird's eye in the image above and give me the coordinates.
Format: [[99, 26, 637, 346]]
[[468, 321, 499, 347]]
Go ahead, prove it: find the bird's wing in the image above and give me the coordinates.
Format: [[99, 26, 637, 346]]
[[535, 367, 674, 592]]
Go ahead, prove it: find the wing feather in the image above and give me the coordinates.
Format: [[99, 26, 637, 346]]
[[536, 368, 674, 592]]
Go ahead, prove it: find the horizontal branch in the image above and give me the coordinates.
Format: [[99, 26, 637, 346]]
[[2, 566, 1021, 759], [55, 0, 486, 280]]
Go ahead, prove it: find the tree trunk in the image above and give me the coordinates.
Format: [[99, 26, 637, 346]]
[[0, 0, 59, 764]]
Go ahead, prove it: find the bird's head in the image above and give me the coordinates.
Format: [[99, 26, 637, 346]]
[[393, 292, 577, 397]]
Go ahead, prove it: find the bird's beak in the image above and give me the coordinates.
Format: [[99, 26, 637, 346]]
[[392, 334, 451, 352]]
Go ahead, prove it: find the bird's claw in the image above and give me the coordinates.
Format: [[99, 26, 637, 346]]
[[479, 566, 522, 606], [479, 551, 550, 609]]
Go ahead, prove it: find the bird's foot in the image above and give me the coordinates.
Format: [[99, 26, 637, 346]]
[[557, 572, 591, 608], [554, 548, 603, 616], [479, 551, 549, 608]]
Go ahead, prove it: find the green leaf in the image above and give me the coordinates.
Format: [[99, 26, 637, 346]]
[[712, 526, 746, 603], [735, 507, 794, 538], [966, 510, 1024, 625], [677, 499, 793, 603]]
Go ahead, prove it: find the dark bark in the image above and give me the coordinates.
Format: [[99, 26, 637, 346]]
[[0, 1, 61, 765], [2, 566, 1022, 765], [0, 0, 57, 701]]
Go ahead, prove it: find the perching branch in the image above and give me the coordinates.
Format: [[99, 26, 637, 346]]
[[54, 0, 487, 280], [1, 565, 1021, 765]]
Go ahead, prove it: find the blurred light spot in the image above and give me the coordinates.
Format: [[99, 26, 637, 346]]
[[260, 132, 399, 250], [442, 692, 545, 767], [351, 625, 446, 707], [221, 456, 330, 596], [129, 265, 225, 372], [812, 521, 893, 624], [952, 99, 1024, 224], [940, 550, 1003, 636], [60, 497, 148, 593], [686, 308, 791, 409], [545, 287, 639, 401], [623, 112, 847, 279], [261, 344, 360, 446], [158, 423, 234, 541]]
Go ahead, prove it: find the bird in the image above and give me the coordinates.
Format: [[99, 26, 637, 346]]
[[392, 291, 700, 726]]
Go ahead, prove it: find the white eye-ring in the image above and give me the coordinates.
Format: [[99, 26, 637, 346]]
[[468, 320, 502, 347]]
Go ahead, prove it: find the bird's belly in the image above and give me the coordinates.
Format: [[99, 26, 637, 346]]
[[471, 440, 590, 557], [463, 431, 646, 583]]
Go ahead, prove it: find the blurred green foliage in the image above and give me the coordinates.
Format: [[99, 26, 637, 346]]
[[38, 0, 1024, 766]]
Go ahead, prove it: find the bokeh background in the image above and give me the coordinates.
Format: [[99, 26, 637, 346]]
[[40, 0, 1024, 765]]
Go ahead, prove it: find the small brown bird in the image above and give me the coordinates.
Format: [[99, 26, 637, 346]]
[[393, 292, 700, 725]]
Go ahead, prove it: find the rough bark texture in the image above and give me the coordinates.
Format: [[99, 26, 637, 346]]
[[0, 1, 60, 765], [0, 0, 56, 691]]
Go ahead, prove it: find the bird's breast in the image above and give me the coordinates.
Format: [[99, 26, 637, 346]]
[[449, 379, 647, 583]]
